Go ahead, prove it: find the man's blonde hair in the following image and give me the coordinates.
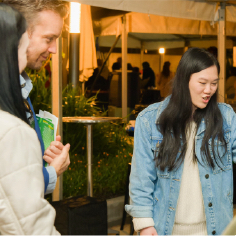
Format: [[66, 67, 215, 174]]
[[2, 0, 68, 29]]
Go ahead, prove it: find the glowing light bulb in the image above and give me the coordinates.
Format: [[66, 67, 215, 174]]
[[70, 2, 81, 33], [159, 48, 165, 54]]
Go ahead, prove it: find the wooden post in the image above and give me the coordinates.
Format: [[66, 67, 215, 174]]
[[52, 37, 63, 201], [122, 15, 128, 121], [218, 3, 226, 103]]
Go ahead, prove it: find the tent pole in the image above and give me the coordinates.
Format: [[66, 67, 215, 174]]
[[122, 15, 128, 121], [87, 34, 121, 98], [218, 2, 226, 103], [52, 36, 63, 201], [69, 33, 80, 87]]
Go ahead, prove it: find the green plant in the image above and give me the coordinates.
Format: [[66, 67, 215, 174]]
[[62, 84, 133, 199], [26, 67, 52, 113], [27, 68, 133, 199], [63, 121, 133, 199]]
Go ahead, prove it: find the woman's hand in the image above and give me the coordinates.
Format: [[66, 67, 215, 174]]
[[140, 226, 158, 235]]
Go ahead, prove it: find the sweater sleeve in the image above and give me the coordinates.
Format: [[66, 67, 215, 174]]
[[133, 217, 155, 232], [0, 125, 60, 235]]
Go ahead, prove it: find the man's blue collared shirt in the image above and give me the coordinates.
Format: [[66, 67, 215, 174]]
[[20, 73, 57, 195]]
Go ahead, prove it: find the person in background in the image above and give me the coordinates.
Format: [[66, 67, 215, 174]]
[[112, 62, 121, 71], [117, 56, 122, 68], [126, 47, 236, 235], [85, 67, 109, 91], [3, 0, 70, 195], [207, 46, 218, 59], [127, 63, 133, 71], [226, 66, 236, 99], [0, 4, 68, 234], [128, 67, 141, 118], [111, 57, 133, 71], [142, 61, 155, 89], [112, 57, 122, 71], [97, 58, 110, 81], [157, 61, 174, 98]]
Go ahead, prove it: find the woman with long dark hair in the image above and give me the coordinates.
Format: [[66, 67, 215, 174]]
[[157, 61, 174, 98], [126, 47, 235, 235], [0, 3, 64, 234], [0, 4, 28, 123]]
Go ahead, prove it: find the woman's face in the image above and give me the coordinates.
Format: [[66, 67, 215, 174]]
[[189, 65, 219, 112], [18, 31, 29, 73]]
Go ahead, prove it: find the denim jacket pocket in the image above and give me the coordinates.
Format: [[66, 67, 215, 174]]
[[208, 132, 231, 174], [151, 137, 170, 178]]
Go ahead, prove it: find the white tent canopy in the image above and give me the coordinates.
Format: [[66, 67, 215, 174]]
[[94, 12, 236, 50], [64, 0, 236, 22], [95, 12, 236, 37]]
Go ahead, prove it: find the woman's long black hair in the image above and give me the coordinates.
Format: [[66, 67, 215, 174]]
[[155, 47, 226, 171], [0, 3, 28, 123]]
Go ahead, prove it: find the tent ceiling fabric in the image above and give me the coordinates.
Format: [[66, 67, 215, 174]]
[[64, 0, 236, 50], [64, 0, 218, 21], [65, 0, 236, 22], [93, 11, 236, 38], [94, 10, 236, 49], [128, 33, 216, 42]]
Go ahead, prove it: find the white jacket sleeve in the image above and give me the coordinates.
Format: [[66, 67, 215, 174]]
[[0, 125, 60, 235]]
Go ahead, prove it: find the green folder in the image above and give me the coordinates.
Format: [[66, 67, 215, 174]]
[[36, 116, 54, 167]]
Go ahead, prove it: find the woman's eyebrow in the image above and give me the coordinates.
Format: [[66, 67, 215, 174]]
[[199, 78, 219, 81]]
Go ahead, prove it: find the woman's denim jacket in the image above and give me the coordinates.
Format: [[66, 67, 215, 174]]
[[125, 97, 236, 235]]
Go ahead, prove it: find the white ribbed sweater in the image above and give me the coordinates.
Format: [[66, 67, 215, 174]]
[[133, 122, 207, 235]]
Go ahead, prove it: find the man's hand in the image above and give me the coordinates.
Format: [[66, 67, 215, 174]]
[[49, 143, 70, 177], [140, 226, 158, 235], [43, 135, 70, 177], [43, 135, 64, 163]]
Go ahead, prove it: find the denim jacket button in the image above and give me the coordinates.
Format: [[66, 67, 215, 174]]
[[208, 202, 212, 207], [205, 174, 209, 179], [212, 230, 216, 235]]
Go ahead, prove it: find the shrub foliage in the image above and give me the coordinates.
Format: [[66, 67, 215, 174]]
[[28, 67, 133, 199]]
